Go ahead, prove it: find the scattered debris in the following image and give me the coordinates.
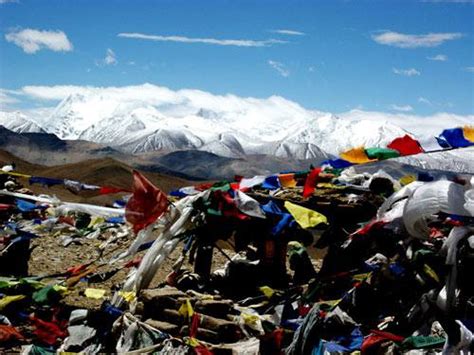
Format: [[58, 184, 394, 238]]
[[1, 155, 474, 354]]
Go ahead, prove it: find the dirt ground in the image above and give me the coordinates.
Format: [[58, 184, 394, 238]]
[[27, 225, 235, 311], [26, 223, 325, 312]]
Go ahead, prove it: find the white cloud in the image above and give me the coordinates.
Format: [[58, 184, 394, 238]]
[[464, 67, 474, 72], [418, 97, 433, 105], [0, 0, 19, 4], [393, 67, 421, 76], [0, 88, 24, 108], [104, 48, 117, 65], [0, 90, 20, 106], [390, 104, 413, 112], [95, 49, 117, 67], [427, 54, 448, 61], [418, 97, 456, 109], [20, 84, 204, 107], [95, 48, 117, 67], [118, 32, 286, 47], [268, 60, 290, 77], [372, 31, 463, 48], [271, 29, 305, 36], [128, 61, 136, 65], [5, 28, 73, 54], [308, 66, 316, 72]]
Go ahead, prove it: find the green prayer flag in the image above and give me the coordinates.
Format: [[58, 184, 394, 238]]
[[33, 284, 63, 305], [365, 147, 400, 160], [210, 182, 231, 191], [28, 345, 56, 355], [402, 335, 445, 349]]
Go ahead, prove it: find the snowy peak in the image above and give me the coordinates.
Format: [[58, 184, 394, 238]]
[[286, 115, 410, 155], [49, 93, 124, 139], [0, 111, 45, 134], [132, 128, 203, 154]]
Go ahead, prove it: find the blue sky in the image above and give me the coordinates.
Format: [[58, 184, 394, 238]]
[[0, 0, 473, 115]]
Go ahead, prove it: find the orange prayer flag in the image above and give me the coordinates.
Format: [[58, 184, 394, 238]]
[[340, 147, 375, 164], [278, 173, 297, 188], [463, 126, 474, 143]]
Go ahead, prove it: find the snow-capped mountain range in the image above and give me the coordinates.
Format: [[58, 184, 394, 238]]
[[0, 90, 409, 159], [1, 84, 472, 172], [0, 111, 45, 134]]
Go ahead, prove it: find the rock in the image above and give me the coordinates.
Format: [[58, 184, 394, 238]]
[[140, 287, 187, 316], [194, 299, 234, 318], [141, 287, 186, 303], [160, 309, 243, 343], [180, 326, 219, 343], [144, 319, 180, 336]]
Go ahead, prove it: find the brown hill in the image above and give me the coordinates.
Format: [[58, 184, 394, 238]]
[[0, 149, 191, 203]]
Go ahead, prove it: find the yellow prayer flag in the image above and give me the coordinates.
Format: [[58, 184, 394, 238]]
[[119, 291, 136, 303], [352, 272, 372, 282], [178, 299, 194, 318], [186, 337, 201, 347], [84, 288, 106, 299], [463, 126, 474, 143], [52, 285, 68, 295], [316, 183, 346, 190], [0, 171, 31, 178], [340, 146, 375, 164], [242, 313, 261, 327], [316, 299, 342, 307], [88, 216, 105, 228], [0, 295, 25, 310], [259, 286, 275, 299], [399, 175, 416, 186], [423, 264, 440, 283], [284, 201, 327, 229]]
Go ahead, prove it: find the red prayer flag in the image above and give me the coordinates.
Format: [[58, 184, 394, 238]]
[[351, 220, 387, 237], [29, 315, 67, 345], [66, 262, 92, 276], [0, 204, 13, 211], [230, 182, 240, 190], [370, 329, 405, 342], [387, 135, 423, 156], [0, 324, 24, 342], [361, 334, 387, 353], [195, 183, 214, 191], [58, 215, 75, 226], [190, 313, 200, 338], [99, 186, 131, 195], [303, 168, 322, 198], [213, 190, 249, 220], [125, 170, 169, 234], [361, 330, 404, 353], [124, 255, 143, 268]]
